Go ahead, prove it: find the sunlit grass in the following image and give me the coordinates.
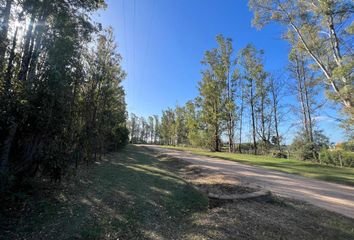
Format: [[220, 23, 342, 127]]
[[2, 145, 353, 239], [158, 145, 354, 186], [0, 145, 208, 240]]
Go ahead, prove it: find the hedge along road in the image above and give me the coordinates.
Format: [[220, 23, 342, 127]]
[[143, 145, 354, 219]]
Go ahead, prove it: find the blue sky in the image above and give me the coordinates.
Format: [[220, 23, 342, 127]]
[[96, 0, 345, 143]]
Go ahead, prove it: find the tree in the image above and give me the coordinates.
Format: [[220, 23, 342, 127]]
[[129, 113, 139, 143], [198, 35, 236, 152], [236, 76, 246, 153], [288, 48, 324, 159], [153, 115, 160, 144], [199, 70, 223, 151], [239, 44, 268, 154], [90, 28, 127, 152], [255, 62, 271, 153], [269, 73, 284, 150], [160, 109, 176, 145], [185, 100, 204, 147], [0, 0, 128, 189], [289, 49, 323, 145], [218, 36, 238, 153], [139, 117, 147, 143], [249, 0, 354, 127], [148, 116, 155, 143], [0, 0, 13, 70], [175, 106, 188, 145]]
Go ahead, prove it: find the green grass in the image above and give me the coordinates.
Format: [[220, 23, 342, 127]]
[[1, 145, 208, 240], [1, 145, 354, 240], [158, 145, 354, 186]]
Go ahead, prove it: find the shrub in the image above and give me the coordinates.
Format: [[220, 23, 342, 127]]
[[341, 151, 354, 167], [272, 151, 288, 159], [292, 142, 318, 161], [235, 142, 256, 153], [343, 141, 354, 152], [290, 130, 331, 161], [319, 149, 354, 168]]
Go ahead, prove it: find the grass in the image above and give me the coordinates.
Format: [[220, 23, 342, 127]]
[[1, 145, 353, 240], [0, 145, 208, 240], [158, 145, 354, 186]]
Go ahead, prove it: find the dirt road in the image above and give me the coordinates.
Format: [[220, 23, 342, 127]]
[[144, 145, 354, 219]]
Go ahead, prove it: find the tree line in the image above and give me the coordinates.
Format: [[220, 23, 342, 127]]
[[130, 38, 285, 154], [0, 0, 128, 190], [128, 113, 160, 144], [129, 0, 353, 164]]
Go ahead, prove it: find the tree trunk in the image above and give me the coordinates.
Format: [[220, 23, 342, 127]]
[[214, 130, 219, 152], [226, 69, 234, 153], [261, 96, 266, 141], [273, 92, 280, 150], [5, 26, 18, 91], [18, 14, 36, 82], [250, 82, 257, 155], [239, 102, 243, 153], [295, 55, 310, 140], [238, 84, 244, 153], [0, 0, 12, 70], [304, 79, 314, 143], [0, 123, 18, 173], [28, 10, 48, 83], [270, 80, 281, 150], [300, 55, 314, 143], [227, 110, 234, 153], [289, 19, 352, 118], [214, 97, 220, 152]]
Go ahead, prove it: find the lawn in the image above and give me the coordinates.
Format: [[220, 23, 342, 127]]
[[158, 145, 354, 186]]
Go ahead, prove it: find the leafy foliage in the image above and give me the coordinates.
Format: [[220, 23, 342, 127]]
[[319, 149, 354, 168], [0, 1, 128, 190], [291, 130, 330, 160], [249, 0, 354, 132]]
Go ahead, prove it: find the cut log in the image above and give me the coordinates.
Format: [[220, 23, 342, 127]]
[[206, 189, 271, 200]]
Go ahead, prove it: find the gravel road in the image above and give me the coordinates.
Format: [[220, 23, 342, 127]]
[[144, 145, 354, 219]]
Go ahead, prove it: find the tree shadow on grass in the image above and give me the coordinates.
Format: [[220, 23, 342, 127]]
[[1, 145, 209, 240], [1, 145, 354, 240]]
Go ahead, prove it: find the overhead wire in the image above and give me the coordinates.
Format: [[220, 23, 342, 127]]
[[141, 0, 157, 88], [132, 0, 137, 112]]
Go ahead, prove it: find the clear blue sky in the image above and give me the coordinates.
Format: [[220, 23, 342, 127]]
[[96, 0, 345, 143]]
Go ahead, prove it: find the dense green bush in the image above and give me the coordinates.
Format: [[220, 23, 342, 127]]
[[290, 130, 330, 161], [271, 151, 288, 159], [319, 150, 354, 168], [291, 142, 318, 161], [336, 141, 354, 152]]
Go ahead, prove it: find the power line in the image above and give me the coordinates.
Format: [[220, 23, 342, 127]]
[[123, 0, 135, 109], [141, 0, 157, 85], [133, 0, 136, 99], [122, 0, 128, 67]]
